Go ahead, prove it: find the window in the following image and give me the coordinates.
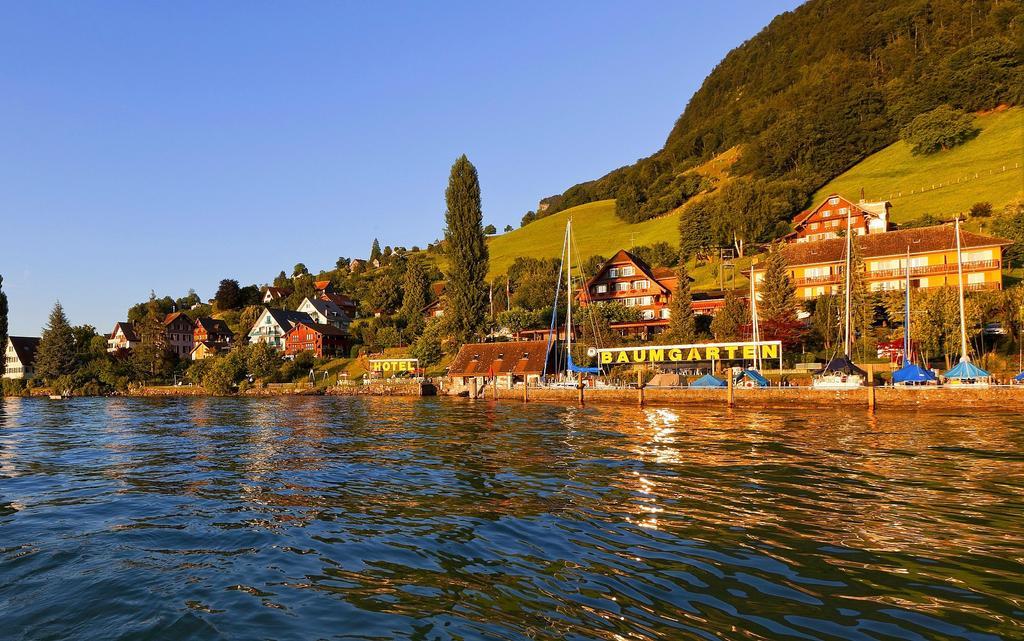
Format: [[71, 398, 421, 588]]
[[608, 268, 618, 278], [810, 222, 819, 230], [633, 279, 649, 290], [615, 282, 629, 292], [829, 197, 839, 205], [620, 266, 634, 277], [594, 284, 607, 294], [967, 273, 985, 284], [839, 207, 848, 215], [641, 310, 655, 320], [660, 308, 670, 319], [823, 210, 831, 218]]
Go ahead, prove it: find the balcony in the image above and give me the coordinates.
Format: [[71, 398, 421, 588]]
[[866, 259, 1000, 280], [966, 281, 1001, 291]]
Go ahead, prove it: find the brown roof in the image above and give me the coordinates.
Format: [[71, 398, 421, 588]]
[[264, 286, 292, 298], [314, 280, 333, 291], [288, 321, 349, 337], [110, 321, 139, 342], [448, 340, 553, 377], [7, 336, 40, 366], [321, 292, 356, 310], [163, 311, 191, 326], [191, 340, 232, 354], [194, 317, 234, 337], [583, 250, 671, 295], [773, 225, 1011, 267], [791, 193, 867, 228]]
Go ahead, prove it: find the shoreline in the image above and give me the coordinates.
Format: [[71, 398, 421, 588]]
[[12, 381, 1024, 411]]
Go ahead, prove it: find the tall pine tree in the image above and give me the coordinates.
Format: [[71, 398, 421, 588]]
[[758, 243, 796, 322], [443, 155, 489, 344], [0, 274, 8, 358], [666, 263, 696, 342], [369, 239, 382, 263], [131, 294, 170, 379], [33, 302, 78, 382], [400, 256, 431, 339], [711, 289, 748, 340]]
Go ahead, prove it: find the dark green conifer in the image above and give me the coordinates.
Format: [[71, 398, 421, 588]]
[[442, 155, 489, 343]]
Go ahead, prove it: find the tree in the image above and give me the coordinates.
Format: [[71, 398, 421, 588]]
[[365, 270, 403, 316], [678, 199, 714, 261], [33, 302, 78, 382], [0, 275, 7, 359], [293, 263, 309, 277], [400, 257, 431, 338], [969, 201, 993, 219], [370, 239, 382, 263], [665, 264, 696, 342], [503, 225, 513, 233], [215, 279, 242, 310], [442, 155, 489, 344], [758, 245, 797, 323], [410, 318, 444, 366], [483, 224, 497, 235], [131, 294, 172, 379], [710, 290, 748, 341], [992, 199, 1024, 267], [837, 237, 872, 358], [900, 105, 979, 155], [335, 257, 350, 271], [273, 271, 290, 288]]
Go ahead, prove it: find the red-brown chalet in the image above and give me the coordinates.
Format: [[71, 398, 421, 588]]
[[574, 250, 745, 340], [193, 317, 235, 345], [284, 321, 350, 359], [787, 193, 892, 243]]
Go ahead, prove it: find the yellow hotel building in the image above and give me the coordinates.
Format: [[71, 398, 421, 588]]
[[750, 225, 1010, 299]]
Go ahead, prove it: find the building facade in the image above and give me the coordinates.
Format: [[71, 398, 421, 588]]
[[284, 321, 350, 358], [247, 308, 314, 350], [297, 297, 350, 329], [787, 194, 892, 243], [164, 312, 195, 358], [752, 225, 1010, 300], [107, 322, 140, 352], [193, 317, 234, 344], [3, 336, 40, 380]]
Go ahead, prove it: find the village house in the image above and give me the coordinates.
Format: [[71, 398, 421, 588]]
[[447, 340, 555, 390], [3, 336, 41, 380], [164, 312, 195, 358], [193, 317, 234, 344], [315, 280, 358, 318], [422, 283, 446, 321], [190, 341, 232, 361], [751, 224, 1011, 300], [284, 321, 350, 358], [107, 321, 140, 352], [297, 296, 350, 329], [787, 194, 892, 243], [247, 308, 314, 350], [262, 287, 292, 304]]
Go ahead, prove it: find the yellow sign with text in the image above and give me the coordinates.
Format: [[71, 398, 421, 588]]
[[369, 359, 419, 374], [595, 342, 781, 365]]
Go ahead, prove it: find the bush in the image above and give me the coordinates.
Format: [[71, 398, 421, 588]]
[[900, 105, 979, 155], [1, 378, 26, 397]]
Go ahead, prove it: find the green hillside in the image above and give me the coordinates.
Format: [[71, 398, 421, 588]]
[[815, 108, 1024, 223], [486, 200, 678, 278]]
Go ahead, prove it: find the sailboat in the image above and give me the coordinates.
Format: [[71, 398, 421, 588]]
[[813, 209, 866, 389], [736, 273, 769, 388], [892, 247, 937, 386], [542, 218, 602, 385], [943, 216, 991, 387]]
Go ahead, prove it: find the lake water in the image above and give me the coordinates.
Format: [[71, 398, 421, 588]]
[[1, 397, 1022, 640]]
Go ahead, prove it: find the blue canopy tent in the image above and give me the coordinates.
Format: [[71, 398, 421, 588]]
[[690, 374, 726, 388], [943, 359, 990, 382], [1014, 371, 1024, 383], [735, 368, 769, 387], [893, 362, 937, 385]]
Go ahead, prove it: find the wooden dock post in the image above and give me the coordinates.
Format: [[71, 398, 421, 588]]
[[727, 370, 735, 407], [578, 380, 585, 405], [469, 377, 478, 399], [522, 380, 529, 402], [866, 364, 875, 411], [637, 369, 645, 407]]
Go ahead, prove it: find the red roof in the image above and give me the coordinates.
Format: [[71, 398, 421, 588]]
[[448, 341, 553, 377]]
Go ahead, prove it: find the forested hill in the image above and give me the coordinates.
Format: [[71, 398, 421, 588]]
[[536, 0, 1022, 233]]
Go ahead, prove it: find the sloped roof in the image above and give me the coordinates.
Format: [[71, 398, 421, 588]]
[[792, 193, 867, 228], [7, 336, 40, 366], [110, 321, 139, 342], [264, 286, 292, 298], [163, 311, 191, 326], [774, 225, 1011, 267], [448, 340, 552, 376], [191, 340, 232, 354], [690, 373, 726, 388], [195, 317, 234, 336], [584, 249, 671, 294], [314, 280, 333, 292], [289, 321, 349, 337], [263, 308, 314, 331], [321, 292, 356, 309]]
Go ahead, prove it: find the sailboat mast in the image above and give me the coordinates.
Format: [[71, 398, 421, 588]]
[[955, 216, 970, 364], [750, 269, 761, 370], [904, 247, 911, 364], [844, 210, 852, 356], [566, 218, 573, 375]]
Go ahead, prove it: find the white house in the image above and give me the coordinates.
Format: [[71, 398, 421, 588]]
[[247, 307, 314, 350], [107, 322, 140, 352], [4, 336, 41, 380], [297, 297, 350, 330]]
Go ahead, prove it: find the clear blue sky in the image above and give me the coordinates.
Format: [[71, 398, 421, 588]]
[[1, 1, 800, 336]]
